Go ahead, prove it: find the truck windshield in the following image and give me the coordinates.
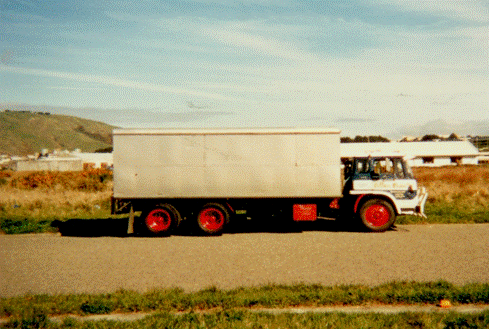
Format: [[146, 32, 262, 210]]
[[401, 159, 414, 179]]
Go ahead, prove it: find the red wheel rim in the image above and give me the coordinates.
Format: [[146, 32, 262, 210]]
[[198, 208, 224, 232], [364, 205, 390, 227], [145, 209, 172, 233]]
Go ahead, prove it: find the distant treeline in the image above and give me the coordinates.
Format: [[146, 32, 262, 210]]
[[401, 133, 462, 142], [341, 133, 464, 143], [341, 135, 390, 143], [2, 109, 50, 115], [470, 136, 489, 151]]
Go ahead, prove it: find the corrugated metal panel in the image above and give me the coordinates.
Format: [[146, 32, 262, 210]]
[[113, 128, 342, 199], [341, 141, 479, 159]]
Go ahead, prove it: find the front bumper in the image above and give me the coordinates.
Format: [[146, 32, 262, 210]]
[[414, 187, 428, 218]]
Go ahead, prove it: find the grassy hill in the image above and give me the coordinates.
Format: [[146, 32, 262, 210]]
[[0, 109, 116, 155]]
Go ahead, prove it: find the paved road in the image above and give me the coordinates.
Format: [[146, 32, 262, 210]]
[[1, 224, 488, 297]]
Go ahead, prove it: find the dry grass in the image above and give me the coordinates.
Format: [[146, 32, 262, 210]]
[[0, 186, 112, 220], [404, 165, 489, 224], [7, 168, 112, 191], [414, 165, 489, 207], [0, 170, 113, 229]]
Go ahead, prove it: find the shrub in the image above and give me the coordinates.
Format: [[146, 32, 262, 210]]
[[0, 219, 54, 234], [4, 307, 49, 329], [0, 171, 12, 178], [8, 169, 112, 192], [80, 299, 114, 314]]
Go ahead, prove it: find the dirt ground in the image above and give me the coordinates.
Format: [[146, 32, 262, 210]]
[[1, 224, 488, 297]]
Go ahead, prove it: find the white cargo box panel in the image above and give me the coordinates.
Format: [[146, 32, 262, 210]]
[[113, 128, 342, 199]]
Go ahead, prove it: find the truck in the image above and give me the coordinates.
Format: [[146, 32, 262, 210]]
[[111, 127, 427, 235]]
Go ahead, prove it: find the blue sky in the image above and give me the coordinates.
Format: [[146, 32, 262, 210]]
[[1, 0, 488, 137]]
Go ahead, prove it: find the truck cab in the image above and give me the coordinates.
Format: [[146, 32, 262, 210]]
[[342, 155, 427, 231]]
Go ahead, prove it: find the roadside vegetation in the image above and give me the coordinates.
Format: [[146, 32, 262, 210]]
[[1, 281, 488, 328], [2, 310, 489, 329], [0, 165, 488, 234], [0, 169, 112, 234], [399, 165, 489, 224]]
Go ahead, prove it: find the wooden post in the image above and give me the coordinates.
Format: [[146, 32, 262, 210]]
[[127, 205, 135, 235]]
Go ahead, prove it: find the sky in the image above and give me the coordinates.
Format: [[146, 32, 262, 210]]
[[1, 0, 488, 137]]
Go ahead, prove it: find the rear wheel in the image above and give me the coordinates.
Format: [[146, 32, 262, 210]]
[[140, 204, 181, 236], [197, 203, 229, 235], [359, 199, 396, 232]]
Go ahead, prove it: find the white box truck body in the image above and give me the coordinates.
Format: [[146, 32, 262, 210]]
[[113, 127, 342, 199], [112, 127, 427, 235]]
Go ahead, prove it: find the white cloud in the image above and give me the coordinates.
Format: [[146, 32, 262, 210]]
[[361, 26, 489, 76], [370, 0, 489, 23], [200, 28, 313, 61], [119, 15, 318, 61], [186, 0, 296, 7], [0, 65, 235, 101]]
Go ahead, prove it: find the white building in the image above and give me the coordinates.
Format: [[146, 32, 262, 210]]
[[13, 157, 83, 171], [478, 152, 489, 164], [71, 152, 113, 169], [11, 151, 113, 171], [341, 141, 480, 167]]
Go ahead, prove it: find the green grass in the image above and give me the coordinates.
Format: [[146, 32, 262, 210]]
[[398, 202, 489, 225], [3, 310, 489, 329], [1, 282, 488, 319], [1, 282, 489, 328], [0, 219, 57, 234]]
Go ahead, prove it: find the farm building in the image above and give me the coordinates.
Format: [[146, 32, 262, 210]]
[[10, 151, 113, 171], [479, 152, 489, 164], [341, 141, 480, 167], [71, 151, 113, 169], [13, 157, 83, 171]]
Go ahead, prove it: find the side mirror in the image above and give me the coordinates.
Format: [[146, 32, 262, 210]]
[[343, 161, 353, 178]]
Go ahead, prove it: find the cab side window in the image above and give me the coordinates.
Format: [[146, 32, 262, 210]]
[[372, 158, 395, 179], [356, 159, 370, 173]]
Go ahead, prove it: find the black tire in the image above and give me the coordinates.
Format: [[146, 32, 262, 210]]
[[139, 203, 181, 236], [196, 203, 230, 235], [358, 199, 396, 232]]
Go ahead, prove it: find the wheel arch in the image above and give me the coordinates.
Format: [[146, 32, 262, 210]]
[[353, 193, 399, 216]]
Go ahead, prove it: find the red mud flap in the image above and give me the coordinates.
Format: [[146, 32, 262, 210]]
[[293, 204, 317, 221]]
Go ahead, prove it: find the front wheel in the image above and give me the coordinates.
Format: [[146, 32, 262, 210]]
[[359, 199, 396, 232], [197, 203, 229, 235]]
